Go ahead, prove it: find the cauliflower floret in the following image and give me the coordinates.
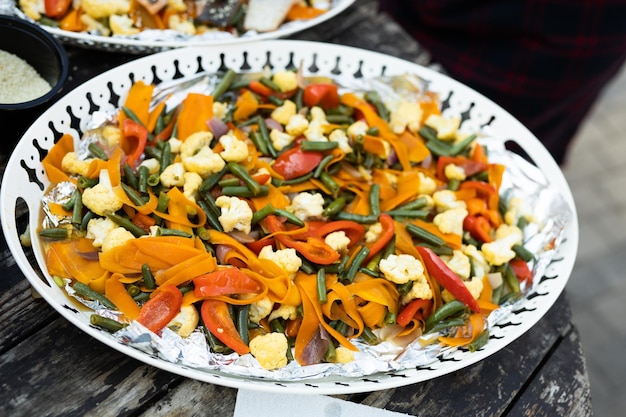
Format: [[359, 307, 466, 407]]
[[62, 152, 93, 177], [365, 222, 383, 243], [219, 131, 249, 162], [101, 227, 134, 253], [19, 0, 44, 20], [269, 129, 295, 151], [481, 225, 524, 266], [102, 125, 121, 147], [433, 189, 467, 211], [389, 100, 423, 134], [271, 100, 297, 125], [259, 246, 302, 278], [183, 171, 203, 207], [445, 164, 467, 181], [325, 231, 350, 254], [287, 192, 325, 220], [442, 250, 471, 280], [463, 244, 490, 279], [504, 196, 535, 226], [247, 296, 274, 323], [249, 332, 289, 370], [168, 14, 196, 34], [166, 305, 199, 338], [215, 196, 253, 234], [304, 107, 329, 142], [168, 138, 182, 154], [334, 346, 355, 364], [347, 120, 368, 139], [81, 0, 131, 19], [285, 114, 309, 136], [433, 207, 468, 236], [268, 304, 298, 323], [159, 162, 186, 188], [329, 129, 353, 153], [213, 101, 228, 120], [81, 171, 124, 216], [272, 70, 298, 92], [417, 172, 437, 196], [442, 276, 483, 305], [401, 279, 435, 305], [86, 217, 118, 249], [167, 0, 186, 12], [109, 14, 140, 35], [139, 158, 160, 175], [424, 114, 461, 141], [379, 254, 426, 285], [180, 132, 225, 178]]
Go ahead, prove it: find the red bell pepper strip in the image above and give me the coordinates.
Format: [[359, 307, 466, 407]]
[[436, 156, 487, 181], [272, 145, 324, 180], [459, 180, 499, 211], [301, 220, 366, 247], [132, 212, 157, 233], [136, 285, 183, 334], [263, 215, 340, 265], [248, 80, 274, 97], [364, 213, 395, 263], [463, 215, 493, 243], [121, 118, 148, 168], [193, 268, 262, 297], [303, 84, 340, 110], [509, 258, 533, 286], [45, 0, 71, 18], [201, 299, 250, 355], [396, 298, 432, 327], [416, 246, 481, 313]]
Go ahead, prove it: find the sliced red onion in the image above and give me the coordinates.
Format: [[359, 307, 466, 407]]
[[208, 117, 229, 139], [228, 230, 256, 244], [77, 251, 100, 261], [264, 117, 283, 132], [215, 244, 232, 264], [299, 325, 331, 366], [386, 148, 398, 166]]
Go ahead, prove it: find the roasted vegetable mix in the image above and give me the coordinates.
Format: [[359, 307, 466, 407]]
[[39, 67, 536, 370]]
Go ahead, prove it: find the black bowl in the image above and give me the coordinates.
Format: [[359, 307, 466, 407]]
[[0, 15, 69, 152]]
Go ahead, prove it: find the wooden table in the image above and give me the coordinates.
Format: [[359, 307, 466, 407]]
[[0, 1, 593, 415]]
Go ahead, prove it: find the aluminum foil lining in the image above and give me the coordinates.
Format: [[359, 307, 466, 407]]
[[42, 71, 573, 381]]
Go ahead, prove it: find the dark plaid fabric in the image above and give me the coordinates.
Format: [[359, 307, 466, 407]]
[[379, 0, 626, 164]]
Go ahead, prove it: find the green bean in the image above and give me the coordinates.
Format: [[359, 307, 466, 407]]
[[369, 184, 381, 217], [397, 196, 428, 211], [425, 139, 453, 157], [221, 185, 269, 198], [366, 126, 380, 136], [121, 106, 145, 127], [202, 321, 233, 354], [52, 275, 65, 287], [121, 182, 147, 207], [218, 177, 241, 188], [447, 178, 461, 191], [137, 165, 149, 193], [228, 162, 262, 196], [325, 254, 349, 275], [397, 281, 414, 296], [418, 126, 439, 142], [212, 68, 237, 99], [179, 285, 194, 295], [365, 90, 390, 121], [273, 209, 305, 227], [469, 329, 490, 352], [501, 263, 521, 294], [61, 189, 77, 211], [416, 242, 454, 256], [319, 172, 340, 197], [343, 246, 370, 283], [314, 154, 335, 178], [155, 191, 170, 213], [104, 211, 148, 237], [199, 166, 228, 193], [159, 141, 172, 173], [492, 282, 504, 305], [126, 284, 141, 297], [513, 244, 535, 262], [147, 174, 160, 187], [359, 267, 379, 278], [156, 227, 193, 238], [77, 176, 98, 189], [324, 340, 336, 362], [323, 197, 346, 217], [38, 16, 60, 27], [317, 268, 327, 304], [406, 223, 447, 247], [267, 95, 284, 106], [424, 300, 467, 333], [449, 134, 477, 156], [141, 264, 156, 290], [278, 172, 314, 185], [360, 327, 379, 345], [270, 319, 286, 334], [71, 190, 83, 225], [384, 310, 397, 325], [299, 258, 316, 274], [80, 211, 96, 232], [248, 130, 270, 156], [333, 212, 378, 224], [324, 114, 353, 125], [73, 282, 117, 309], [39, 227, 69, 239], [251, 204, 275, 225], [300, 140, 338, 152], [133, 292, 150, 302], [197, 199, 224, 232], [123, 163, 138, 190], [144, 145, 161, 160], [386, 209, 429, 219], [90, 314, 126, 333], [382, 235, 396, 259], [365, 251, 383, 271], [256, 117, 276, 157], [88, 142, 109, 160], [424, 317, 467, 335], [237, 305, 250, 345], [260, 76, 281, 92], [294, 88, 304, 111]]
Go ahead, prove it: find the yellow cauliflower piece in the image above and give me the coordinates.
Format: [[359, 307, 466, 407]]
[[269, 129, 295, 151], [442, 250, 471, 280], [268, 305, 298, 323], [19, 0, 44, 20], [101, 227, 134, 253], [180, 132, 225, 178], [81, 171, 124, 216], [109, 14, 140, 36], [433, 190, 467, 212], [82, 0, 131, 19], [271, 100, 297, 125], [334, 346, 355, 364], [481, 225, 524, 266], [219, 131, 249, 163], [102, 125, 121, 147], [424, 114, 461, 141], [365, 222, 383, 243], [389, 100, 422, 134], [324, 231, 350, 254], [61, 152, 93, 177], [86, 217, 118, 249], [285, 114, 309, 137], [259, 246, 302, 278], [249, 332, 289, 370], [328, 128, 353, 153], [159, 162, 186, 188], [433, 207, 468, 236], [215, 196, 253, 234], [287, 192, 325, 221], [379, 254, 426, 285], [166, 305, 199, 338], [272, 70, 298, 92]]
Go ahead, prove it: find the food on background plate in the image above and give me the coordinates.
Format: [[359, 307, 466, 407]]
[[38, 66, 537, 372], [18, 0, 333, 37]]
